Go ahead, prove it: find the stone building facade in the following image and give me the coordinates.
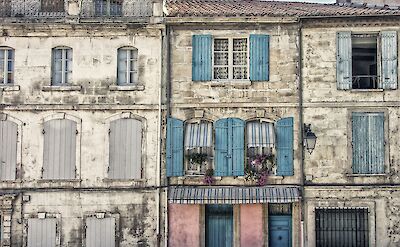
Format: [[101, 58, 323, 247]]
[[0, 0, 165, 246]]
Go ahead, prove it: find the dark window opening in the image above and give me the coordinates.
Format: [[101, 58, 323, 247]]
[[352, 34, 378, 89], [315, 208, 369, 247], [0, 0, 11, 17], [40, 0, 65, 12], [268, 203, 292, 215]]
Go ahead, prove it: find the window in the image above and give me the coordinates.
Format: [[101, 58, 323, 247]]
[[42, 119, 77, 179], [27, 218, 57, 247], [95, 0, 122, 16], [0, 47, 14, 85], [315, 208, 369, 247], [85, 217, 116, 247], [192, 34, 269, 82], [351, 112, 385, 174], [166, 117, 294, 178], [213, 38, 248, 80], [108, 118, 142, 179], [0, 0, 11, 17], [117, 47, 138, 85], [40, 0, 64, 12], [184, 120, 213, 175], [337, 31, 397, 90], [0, 119, 18, 180], [52, 47, 72, 85]]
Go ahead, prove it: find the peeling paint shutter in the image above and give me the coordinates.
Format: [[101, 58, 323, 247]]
[[215, 118, 229, 176], [276, 117, 294, 176], [166, 117, 184, 177], [231, 118, 245, 176], [337, 32, 352, 90], [192, 35, 212, 81], [352, 112, 384, 174], [86, 217, 116, 247], [27, 218, 57, 247], [0, 120, 17, 180], [109, 118, 142, 179], [43, 119, 76, 179], [381, 31, 398, 89], [249, 34, 269, 81]]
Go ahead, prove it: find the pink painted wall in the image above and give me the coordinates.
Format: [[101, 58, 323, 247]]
[[169, 204, 200, 247], [240, 204, 264, 247]]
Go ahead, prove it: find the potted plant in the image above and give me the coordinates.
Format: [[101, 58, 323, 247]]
[[202, 168, 215, 185], [245, 154, 275, 186]]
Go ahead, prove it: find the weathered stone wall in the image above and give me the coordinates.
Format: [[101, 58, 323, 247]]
[[302, 20, 400, 246], [169, 23, 302, 185], [0, 23, 164, 246]]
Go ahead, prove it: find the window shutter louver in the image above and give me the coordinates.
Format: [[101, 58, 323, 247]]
[[381, 31, 398, 89], [231, 118, 245, 176], [215, 118, 229, 176], [192, 35, 212, 81], [337, 32, 352, 90], [166, 117, 184, 177], [0, 120, 17, 180], [250, 34, 270, 81], [276, 117, 294, 176]]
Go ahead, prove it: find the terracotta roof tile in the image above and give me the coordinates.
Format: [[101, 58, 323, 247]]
[[165, 0, 400, 17]]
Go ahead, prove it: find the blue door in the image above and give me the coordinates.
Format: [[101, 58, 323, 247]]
[[206, 205, 233, 247], [269, 215, 292, 247]]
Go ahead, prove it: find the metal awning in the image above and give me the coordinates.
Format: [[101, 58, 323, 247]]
[[168, 186, 301, 204]]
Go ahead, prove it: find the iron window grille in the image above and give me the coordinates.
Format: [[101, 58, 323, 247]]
[[0, 47, 14, 85], [213, 38, 249, 80], [315, 208, 369, 247]]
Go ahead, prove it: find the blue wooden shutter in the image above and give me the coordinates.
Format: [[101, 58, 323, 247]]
[[166, 117, 184, 177], [276, 117, 294, 176], [250, 34, 269, 81], [352, 113, 384, 174], [215, 119, 229, 176], [381, 31, 398, 89], [231, 118, 245, 176], [192, 35, 212, 81], [337, 32, 352, 90]]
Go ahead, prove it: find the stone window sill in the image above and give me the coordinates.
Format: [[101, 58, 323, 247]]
[[208, 80, 252, 87], [346, 173, 386, 177], [102, 178, 146, 182], [109, 84, 145, 91], [350, 89, 384, 92], [0, 85, 20, 91], [42, 85, 82, 91]]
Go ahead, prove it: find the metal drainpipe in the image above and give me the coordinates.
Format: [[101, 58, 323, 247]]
[[164, 23, 171, 247], [298, 19, 306, 247]]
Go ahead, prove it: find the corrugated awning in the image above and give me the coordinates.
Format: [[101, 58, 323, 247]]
[[168, 186, 301, 204]]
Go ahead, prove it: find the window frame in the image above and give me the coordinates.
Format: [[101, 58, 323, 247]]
[[104, 112, 146, 182], [94, 0, 123, 17], [82, 212, 120, 247], [51, 46, 73, 86], [117, 47, 138, 86], [211, 36, 250, 81], [347, 109, 389, 176], [351, 32, 381, 90], [40, 113, 81, 181], [184, 119, 214, 176], [0, 47, 14, 85]]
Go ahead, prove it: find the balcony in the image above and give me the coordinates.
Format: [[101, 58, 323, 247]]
[[0, 0, 153, 19]]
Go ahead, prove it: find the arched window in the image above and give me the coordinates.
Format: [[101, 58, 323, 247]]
[[43, 118, 77, 179], [117, 47, 138, 85], [184, 120, 213, 175], [52, 46, 72, 85], [0, 119, 18, 180], [0, 47, 14, 85], [108, 118, 142, 179]]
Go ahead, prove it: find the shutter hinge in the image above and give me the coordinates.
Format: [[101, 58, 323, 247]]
[[108, 129, 111, 135], [42, 129, 45, 134], [76, 129, 79, 135]]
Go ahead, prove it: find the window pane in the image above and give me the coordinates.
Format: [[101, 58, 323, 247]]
[[233, 38, 247, 52], [94, 0, 107, 16], [233, 51, 247, 65], [233, 67, 247, 80], [214, 39, 228, 51], [246, 121, 275, 151], [185, 121, 213, 149], [129, 72, 138, 84], [7, 73, 13, 84], [117, 49, 128, 85], [54, 49, 62, 59], [214, 52, 228, 66], [214, 67, 228, 80], [110, 0, 122, 16], [7, 49, 13, 59]]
